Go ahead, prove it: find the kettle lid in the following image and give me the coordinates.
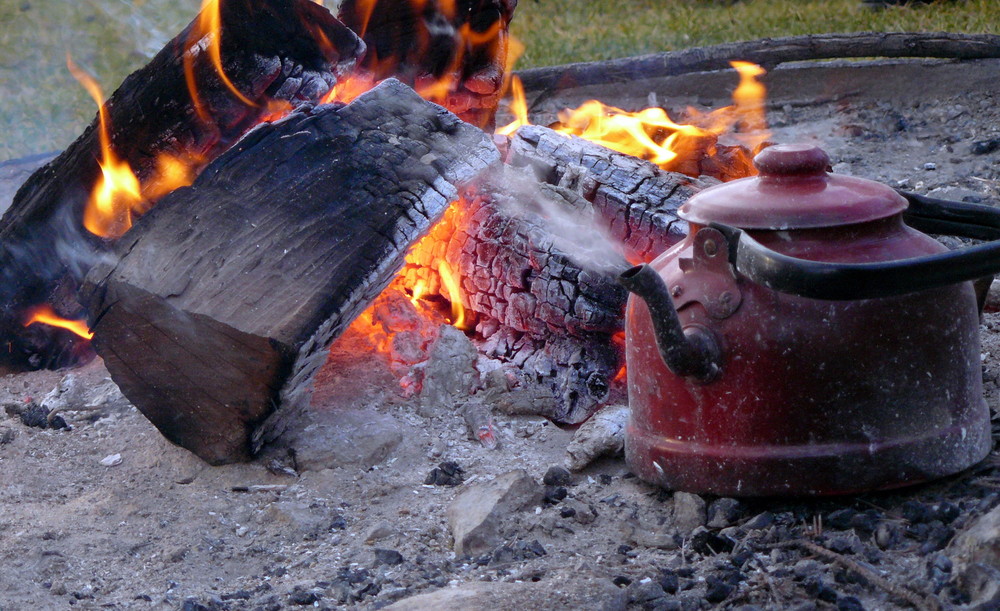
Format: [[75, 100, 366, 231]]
[[678, 144, 907, 230]]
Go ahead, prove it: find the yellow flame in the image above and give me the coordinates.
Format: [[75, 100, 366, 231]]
[[410, 279, 429, 305], [730, 60, 770, 151], [184, 0, 256, 123], [496, 75, 528, 136], [24, 305, 93, 340], [499, 61, 770, 175], [438, 261, 469, 330], [67, 56, 145, 239]]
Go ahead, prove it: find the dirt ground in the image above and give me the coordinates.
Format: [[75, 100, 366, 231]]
[[1, 62, 1000, 610]]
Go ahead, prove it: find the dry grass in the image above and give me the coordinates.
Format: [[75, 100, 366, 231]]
[[0, 0, 996, 160]]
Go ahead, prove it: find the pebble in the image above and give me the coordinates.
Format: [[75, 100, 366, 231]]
[[425, 461, 464, 486], [743, 512, 774, 530], [704, 575, 734, 603], [562, 498, 597, 525], [658, 569, 679, 595], [971, 138, 1000, 155], [365, 522, 395, 544], [874, 522, 899, 550], [706, 498, 742, 529], [374, 548, 405, 566], [923, 162, 937, 171], [672, 492, 706, 535], [446, 470, 543, 555], [99, 453, 122, 467], [543, 466, 572, 486], [836, 595, 865, 611]]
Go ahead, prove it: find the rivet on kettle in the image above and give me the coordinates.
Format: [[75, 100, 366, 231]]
[[670, 285, 683, 298], [702, 239, 718, 256]]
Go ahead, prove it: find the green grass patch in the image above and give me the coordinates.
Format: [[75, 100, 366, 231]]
[[511, 0, 999, 67]]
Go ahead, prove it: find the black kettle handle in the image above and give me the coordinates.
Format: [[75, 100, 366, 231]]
[[712, 191, 1000, 301]]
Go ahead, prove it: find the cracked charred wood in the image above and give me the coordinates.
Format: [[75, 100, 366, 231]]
[[505, 125, 716, 263], [79, 80, 500, 465], [336, 0, 518, 129], [0, 0, 363, 369], [401, 166, 628, 339]]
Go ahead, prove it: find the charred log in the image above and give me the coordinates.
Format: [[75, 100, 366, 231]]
[[0, 0, 363, 368], [79, 80, 499, 465], [336, 0, 518, 129]]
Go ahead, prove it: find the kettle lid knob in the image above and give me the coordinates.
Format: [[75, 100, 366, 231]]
[[754, 144, 831, 177]]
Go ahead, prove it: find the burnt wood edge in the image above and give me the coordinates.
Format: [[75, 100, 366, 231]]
[[515, 32, 1000, 93]]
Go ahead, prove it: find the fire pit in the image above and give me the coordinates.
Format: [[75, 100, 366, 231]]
[[0, 8, 999, 606]]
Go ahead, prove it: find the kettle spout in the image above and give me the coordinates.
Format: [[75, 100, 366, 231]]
[[618, 263, 722, 383]]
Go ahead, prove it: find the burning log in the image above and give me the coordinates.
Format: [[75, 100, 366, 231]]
[[336, 0, 518, 129], [398, 129, 717, 423], [506, 125, 716, 263], [79, 80, 500, 465], [0, 0, 364, 368]]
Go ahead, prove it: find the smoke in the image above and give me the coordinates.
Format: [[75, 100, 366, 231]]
[[493, 167, 632, 280]]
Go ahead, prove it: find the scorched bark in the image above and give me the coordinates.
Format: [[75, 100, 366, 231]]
[[80, 80, 499, 465], [0, 0, 363, 368]]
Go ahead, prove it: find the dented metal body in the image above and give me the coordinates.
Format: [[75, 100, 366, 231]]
[[622, 144, 993, 496]]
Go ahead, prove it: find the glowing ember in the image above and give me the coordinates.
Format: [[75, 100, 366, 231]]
[[24, 305, 93, 340]]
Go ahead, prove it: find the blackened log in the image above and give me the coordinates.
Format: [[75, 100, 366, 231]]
[[506, 125, 716, 263], [79, 80, 499, 465], [336, 0, 518, 129], [515, 32, 1000, 93], [0, 0, 363, 368]]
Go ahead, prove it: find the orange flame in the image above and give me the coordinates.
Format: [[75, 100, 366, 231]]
[[69, 58, 203, 239], [730, 60, 769, 152], [499, 61, 770, 175], [184, 0, 257, 123], [67, 56, 145, 239], [438, 260, 469, 330], [495, 75, 527, 136], [24, 305, 93, 340]]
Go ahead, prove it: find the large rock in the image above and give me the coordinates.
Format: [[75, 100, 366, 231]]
[[279, 407, 404, 472], [446, 469, 543, 556]]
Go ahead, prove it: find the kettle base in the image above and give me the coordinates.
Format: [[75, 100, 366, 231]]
[[626, 409, 993, 497]]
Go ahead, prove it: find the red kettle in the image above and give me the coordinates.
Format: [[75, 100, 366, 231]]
[[619, 144, 995, 496]]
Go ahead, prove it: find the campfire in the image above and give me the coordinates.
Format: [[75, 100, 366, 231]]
[[2, 0, 771, 464]]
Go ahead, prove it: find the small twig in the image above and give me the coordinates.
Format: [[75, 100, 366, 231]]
[[230, 485, 289, 493], [767, 540, 941, 611]]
